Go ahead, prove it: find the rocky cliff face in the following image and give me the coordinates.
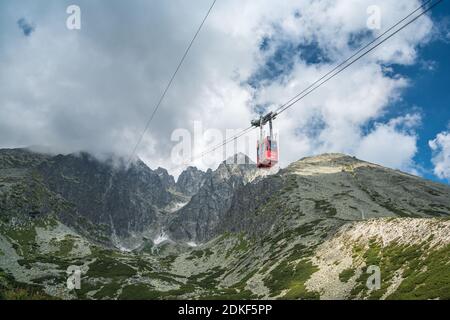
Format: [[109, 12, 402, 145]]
[[2, 149, 449, 244], [218, 153, 450, 236], [175, 166, 208, 196], [38, 153, 175, 239], [155, 167, 176, 190], [0, 149, 176, 243], [168, 154, 260, 242], [170, 153, 450, 243], [0, 148, 70, 222]]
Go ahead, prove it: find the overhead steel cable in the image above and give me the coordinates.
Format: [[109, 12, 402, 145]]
[[186, 125, 254, 164], [166, 124, 254, 173], [273, 0, 435, 115], [189, 0, 442, 164], [276, 0, 442, 116], [170, 0, 442, 170], [197, 125, 254, 158], [126, 0, 217, 166]]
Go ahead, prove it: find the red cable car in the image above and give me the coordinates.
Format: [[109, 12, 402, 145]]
[[257, 136, 278, 168], [252, 112, 278, 168]]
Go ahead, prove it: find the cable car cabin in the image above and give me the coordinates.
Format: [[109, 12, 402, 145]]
[[252, 112, 279, 169], [257, 136, 278, 168]]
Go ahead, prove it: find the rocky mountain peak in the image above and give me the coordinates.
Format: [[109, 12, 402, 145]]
[[12, 149, 173, 240], [213, 153, 260, 183], [0, 148, 50, 169], [286, 153, 378, 176], [176, 166, 207, 196], [223, 152, 254, 165], [155, 167, 175, 190]]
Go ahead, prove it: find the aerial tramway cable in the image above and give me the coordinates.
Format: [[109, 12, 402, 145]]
[[184, 0, 442, 166], [126, 0, 217, 167], [275, 0, 443, 116], [272, 0, 435, 115]]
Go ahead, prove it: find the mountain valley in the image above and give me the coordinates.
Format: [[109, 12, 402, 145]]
[[0, 148, 449, 300]]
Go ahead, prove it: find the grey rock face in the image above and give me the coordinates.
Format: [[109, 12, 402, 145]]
[[205, 153, 450, 244], [175, 166, 207, 196], [168, 159, 258, 242], [215, 174, 285, 237], [0, 148, 50, 170], [155, 167, 176, 190], [0, 148, 61, 220], [37, 152, 173, 238], [170, 153, 450, 243], [2, 149, 450, 248]]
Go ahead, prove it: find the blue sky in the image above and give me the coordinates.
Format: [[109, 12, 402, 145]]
[[245, 1, 450, 184], [383, 2, 450, 183], [400, 40, 450, 183]]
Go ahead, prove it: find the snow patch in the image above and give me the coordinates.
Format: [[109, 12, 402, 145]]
[[153, 231, 170, 246]]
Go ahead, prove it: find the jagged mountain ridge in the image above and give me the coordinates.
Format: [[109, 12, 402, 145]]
[[0, 149, 263, 246], [0, 149, 182, 244], [168, 153, 263, 242], [1, 148, 450, 300], [200, 153, 450, 241], [1, 149, 450, 245], [175, 166, 209, 196]]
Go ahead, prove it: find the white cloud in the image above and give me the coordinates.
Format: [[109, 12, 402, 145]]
[[0, 0, 435, 177], [429, 131, 450, 180], [355, 114, 420, 173]]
